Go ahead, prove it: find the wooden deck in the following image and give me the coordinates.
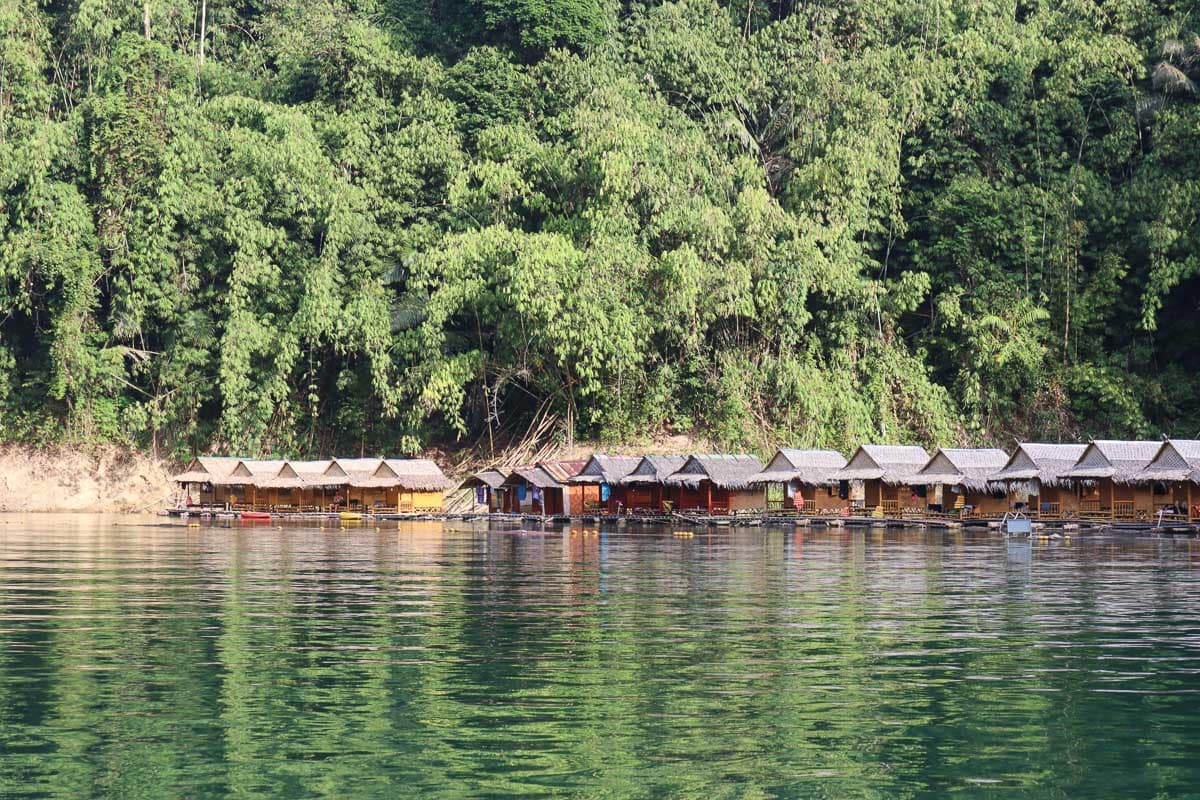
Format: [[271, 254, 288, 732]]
[[163, 506, 1200, 535]]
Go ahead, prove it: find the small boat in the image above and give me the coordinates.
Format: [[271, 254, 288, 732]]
[[339, 512, 363, 522], [240, 511, 272, 521]]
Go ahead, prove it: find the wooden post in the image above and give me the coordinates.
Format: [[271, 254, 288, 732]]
[[706, 481, 712, 514]]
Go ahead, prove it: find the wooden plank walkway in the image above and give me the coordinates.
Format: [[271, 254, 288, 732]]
[[162, 507, 1200, 535]]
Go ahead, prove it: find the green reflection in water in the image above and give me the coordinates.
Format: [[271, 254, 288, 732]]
[[1, 517, 1198, 798]]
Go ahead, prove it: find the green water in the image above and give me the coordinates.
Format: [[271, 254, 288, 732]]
[[1, 516, 1198, 798]]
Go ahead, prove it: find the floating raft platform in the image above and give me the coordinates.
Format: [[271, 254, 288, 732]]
[[161, 507, 1200, 535]]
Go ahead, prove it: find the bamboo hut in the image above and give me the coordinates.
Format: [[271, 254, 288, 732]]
[[331, 458, 449, 513], [291, 460, 345, 509], [372, 460, 451, 510], [460, 469, 508, 512], [323, 458, 386, 510], [619, 456, 687, 512], [540, 460, 588, 514], [990, 443, 1087, 518], [1061, 440, 1162, 520], [171, 457, 254, 507], [253, 460, 333, 511], [284, 459, 373, 511], [1134, 440, 1200, 521], [748, 449, 848, 515], [568, 455, 643, 512], [501, 467, 558, 514], [663, 455, 764, 514], [832, 445, 930, 515], [914, 448, 1010, 517], [501, 460, 586, 515], [235, 460, 289, 510]]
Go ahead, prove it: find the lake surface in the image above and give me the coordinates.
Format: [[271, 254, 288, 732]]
[[1, 516, 1199, 798]]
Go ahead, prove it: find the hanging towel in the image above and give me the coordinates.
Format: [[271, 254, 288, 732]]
[[600, 483, 611, 502], [475, 486, 486, 505], [517, 484, 527, 502], [532, 486, 542, 503]]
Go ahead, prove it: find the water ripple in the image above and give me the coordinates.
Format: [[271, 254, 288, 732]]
[[0, 517, 1198, 797]]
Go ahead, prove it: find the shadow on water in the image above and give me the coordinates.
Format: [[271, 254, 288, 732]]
[[1, 515, 1199, 798]]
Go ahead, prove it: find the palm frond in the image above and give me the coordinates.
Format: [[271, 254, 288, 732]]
[[1162, 38, 1185, 60], [1135, 94, 1165, 122], [1152, 62, 1197, 95]]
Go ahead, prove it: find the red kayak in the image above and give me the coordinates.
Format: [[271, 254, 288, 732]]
[[240, 511, 272, 521]]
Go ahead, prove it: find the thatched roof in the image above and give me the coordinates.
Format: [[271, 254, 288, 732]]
[[569, 454, 643, 484], [991, 443, 1088, 487], [254, 477, 307, 489], [376, 459, 453, 491], [241, 459, 287, 476], [915, 448, 1009, 491], [252, 460, 336, 489], [460, 469, 507, 490], [503, 466, 563, 489], [282, 460, 334, 478], [1062, 440, 1162, 483], [665, 454, 763, 490], [337, 460, 452, 490], [749, 448, 847, 486], [174, 455, 450, 490], [172, 457, 254, 485], [1135, 440, 1200, 483], [292, 457, 381, 487], [832, 445, 930, 484], [621, 455, 688, 485], [333, 457, 384, 477]]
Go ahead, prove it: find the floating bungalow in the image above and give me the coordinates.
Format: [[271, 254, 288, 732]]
[[748, 449, 849, 515], [664, 455, 764, 514], [240, 460, 299, 507], [990, 443, 1087, 518], [1135, 440, 1200, 521], [914, 448, 1010, 517], [172, 457, 254, 506], [500, 460, 587, 515], [253, 459, 333, 510], [832, 445, 930, 515], [1061, 440, 1162, 520], [358, 459, 453, 512], [172, 456, 451, 513], [568, 455, 643, 512], [167, 438, 1200, 529], [460, 469, 508, 512], [620, 456, 688, 512]]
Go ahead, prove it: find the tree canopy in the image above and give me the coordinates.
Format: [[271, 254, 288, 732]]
[[1, 0, 1198, 458]]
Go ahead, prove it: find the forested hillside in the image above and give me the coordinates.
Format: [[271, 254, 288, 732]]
[[1, 0, 1198, 459]]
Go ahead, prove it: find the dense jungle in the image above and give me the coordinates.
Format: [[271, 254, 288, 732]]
[[1, 0, 1198, 459]]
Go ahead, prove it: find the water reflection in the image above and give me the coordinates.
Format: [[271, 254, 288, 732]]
[[0, 515, 1198, 797]]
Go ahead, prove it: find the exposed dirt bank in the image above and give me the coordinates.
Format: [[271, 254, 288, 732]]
[[0, 446, 175, 514], [0, 433, 712, 514]]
